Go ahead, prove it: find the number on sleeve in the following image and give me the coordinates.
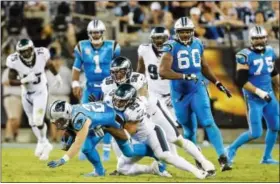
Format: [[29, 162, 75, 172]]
[[148, 64, 158, 80], [93, 55, 102, 73]]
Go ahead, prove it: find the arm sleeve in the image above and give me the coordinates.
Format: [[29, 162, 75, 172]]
[[113, 42, 121, 58], [42, 47, 50, 62], [137, 45, 143, 57], [73, 44, 83, 71]]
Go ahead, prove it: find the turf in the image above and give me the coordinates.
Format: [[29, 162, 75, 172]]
[[1, 144, 279, 182]]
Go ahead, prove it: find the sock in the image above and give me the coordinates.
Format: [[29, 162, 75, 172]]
[[39, 123, 48, 143], [164, 154, 202, 178], [263, 129, 278, 160], [230, 131, 251, 150], [177, 136, 206, 163], [169, 143, 178, 156], [103, 133, 112, 153], [205, 123, 225, 156], [126, 164, 153, 175], [83, 149, 104, 175], [31, 126, 43, 143]]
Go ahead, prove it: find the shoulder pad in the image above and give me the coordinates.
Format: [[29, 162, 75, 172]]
[[124, 100, 146, 122], [103, 89, 115, 108], [161, 40, 174, 52], [101, 76, 116, 95], [72, 112, 87, 131], [6, 53, 19, 68], [236, 49, 250, 65]]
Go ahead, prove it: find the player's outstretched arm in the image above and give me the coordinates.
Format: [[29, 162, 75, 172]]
[[236, 63, 271, 102], [159, 52, 184, 80], [103, 126, 130, 140], [201, 58, 232, 97], [47, 119, 90, 168]]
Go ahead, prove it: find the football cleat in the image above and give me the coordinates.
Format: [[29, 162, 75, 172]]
[[35, 142, 45, 157], [218, 154, 232, 172], [39, 142, 53, 161], [260, 158, 279, 165], [84, 169, 105, 177], [151, 161, 172, 177]]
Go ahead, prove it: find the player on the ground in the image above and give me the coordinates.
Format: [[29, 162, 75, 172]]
[[47, 100, 167, 176], [72, 19, 120, 161], [227, 26, 279, 165], [6, 39, 63, 160], [159, 17, 232, 171], [107, 84, 214, 179], [102, 56, 216, 174]]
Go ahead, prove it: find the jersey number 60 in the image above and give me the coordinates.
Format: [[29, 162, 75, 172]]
[[177, 49, 201, 69]]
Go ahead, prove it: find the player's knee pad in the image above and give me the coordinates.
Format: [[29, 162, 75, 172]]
[[37, 123, 45, 130], [81, 144, 94, 154]]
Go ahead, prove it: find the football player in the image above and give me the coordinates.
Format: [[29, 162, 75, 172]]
[[159, 17, 232, 171], [227, 26, 279, 164], [102, 56, 215, 174], [6, 39, 63, 160], [47, 100, 163, 176], [72, 19, 120, 161], [109, 84, 214, 179]]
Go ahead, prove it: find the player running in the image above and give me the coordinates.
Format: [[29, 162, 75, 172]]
[[227, 26, 279, 165], [6, 39, 62, 160], [159, 17, 232, 171]]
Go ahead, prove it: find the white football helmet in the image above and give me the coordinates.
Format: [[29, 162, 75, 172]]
[[249, 25, 267, 51], [174, 17, 195, 45], [150, 27, 170, 50], [16, 39, 35, 65], [87, 19, 106, 45], [48, 100, 72, 130]]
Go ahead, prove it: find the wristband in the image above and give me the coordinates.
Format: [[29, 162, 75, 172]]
[[255, 88, 267, 99], [215, 81, 220, 86], [72, 80, 80, 88], [62, 154, 70, 162], [182, 74, 186, 80]]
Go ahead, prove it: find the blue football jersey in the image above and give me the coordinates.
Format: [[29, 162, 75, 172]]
[[236, 46, 277, 98], [161, 38, 205, 94], [68, 102, 120, 133], [73, 40, 121, 87]]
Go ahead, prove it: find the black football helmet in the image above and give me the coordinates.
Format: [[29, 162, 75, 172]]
[[113, 83, 137, 111], [150, 26, 169, 50], [16, 38, 35, 66], [110, 56, 133, 84]]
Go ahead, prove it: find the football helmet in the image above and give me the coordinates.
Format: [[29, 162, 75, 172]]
[[110, 56, 133, 84], [174, 17, 194, 45], [48, 100, 72, 130], [113, 83, 137, 111], [16, 39, 35, 65], [249, 25, 267, 51], [87, 19, 106, 45], [150, 27, 169, 50]]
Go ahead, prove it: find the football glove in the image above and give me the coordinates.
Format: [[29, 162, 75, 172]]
[[20, 72, 37, 84], [183, 74, 198, 83], [94, 125, 105, 137], [47, 158, 66, 168], [216, 82, 232, 98]]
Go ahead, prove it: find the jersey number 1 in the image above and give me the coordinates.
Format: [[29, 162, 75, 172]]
[[93, 55, 102, 73]]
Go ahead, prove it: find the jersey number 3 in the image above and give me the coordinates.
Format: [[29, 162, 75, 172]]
[[177, 49, 201, 69]]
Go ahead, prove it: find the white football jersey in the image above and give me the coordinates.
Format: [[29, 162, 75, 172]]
[[138, 43, 170, 96], [6, 47, 50, 92], [123, 98, 154, 142], [101, 72, 147, 98]]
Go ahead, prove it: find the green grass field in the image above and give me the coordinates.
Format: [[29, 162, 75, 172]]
[[1, 144, 279, 182]]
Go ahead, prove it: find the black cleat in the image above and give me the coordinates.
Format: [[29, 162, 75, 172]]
[[109, 170, 123, 176], [218, 154, 232, 172]]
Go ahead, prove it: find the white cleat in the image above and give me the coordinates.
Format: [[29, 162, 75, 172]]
[[39, 142, 53, 161], [201, 159, 216, 175], [35, 142, 45, 157], [195, 170, 209, 179], [151, 161, 172, 178]]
